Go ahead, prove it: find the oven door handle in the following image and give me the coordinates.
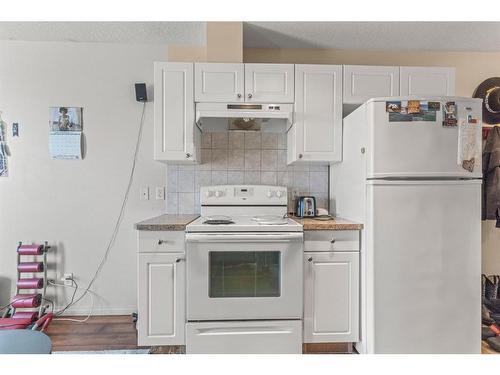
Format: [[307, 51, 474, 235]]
[[185, 233, 303, 243]]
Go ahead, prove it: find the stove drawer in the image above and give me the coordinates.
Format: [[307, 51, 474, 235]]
[[304, 230, 360, 252], [138, 231, 185, 253], [186, 320, 302, 354]]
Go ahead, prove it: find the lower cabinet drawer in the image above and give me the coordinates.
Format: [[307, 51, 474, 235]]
[[138, 230, 185, 253], [186, 320, 302, 354], [304, 230, 360, 252]]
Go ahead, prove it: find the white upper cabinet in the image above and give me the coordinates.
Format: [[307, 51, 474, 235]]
[[288, 64, 342, 164], [400, 66, 455, 96], [194, 63, 244, 102], [343, 65, 400, 104], [244, 64, 295, 103], [154, 62, 200, 163]]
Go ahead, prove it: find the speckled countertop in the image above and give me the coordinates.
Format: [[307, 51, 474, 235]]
[[135, 214, 199, 231], [291, 216, 363, 231]]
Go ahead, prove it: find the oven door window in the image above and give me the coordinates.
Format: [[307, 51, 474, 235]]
[[209, 251, 281, 298]]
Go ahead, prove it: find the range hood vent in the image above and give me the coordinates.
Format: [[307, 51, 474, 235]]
[[195, 102, 294, 129]]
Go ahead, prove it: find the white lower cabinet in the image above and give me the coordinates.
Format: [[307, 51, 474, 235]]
[[137, 252, 185, 346], [304, 250, 359, 343], [186, 320, 302, 354]]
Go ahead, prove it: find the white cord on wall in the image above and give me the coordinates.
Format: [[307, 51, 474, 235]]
[[53, 101, 147, 318], [48, 280, 95, 323]]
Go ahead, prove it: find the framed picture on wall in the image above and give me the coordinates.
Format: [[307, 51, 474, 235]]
[[49, 107, 83, 132]]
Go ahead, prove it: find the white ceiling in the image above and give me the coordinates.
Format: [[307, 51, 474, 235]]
[[243, 22, 500, 51], [0, 22, 206, 45], [2, 22, 500, 52]]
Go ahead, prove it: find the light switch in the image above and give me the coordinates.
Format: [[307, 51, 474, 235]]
[[155, 186, 165, 200], [140, 186, 149, 201]]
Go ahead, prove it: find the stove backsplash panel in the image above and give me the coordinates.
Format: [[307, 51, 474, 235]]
[[165, 132, 329, 215]]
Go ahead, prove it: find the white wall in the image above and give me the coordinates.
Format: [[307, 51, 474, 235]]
[[0, 41, 168, 314]]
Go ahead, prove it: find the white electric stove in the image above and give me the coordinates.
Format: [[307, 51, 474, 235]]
[[185, 185, 304, 354]]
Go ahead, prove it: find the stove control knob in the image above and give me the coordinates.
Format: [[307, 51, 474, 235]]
[[276, 190, 284, 198], [215, 190, 223, 198], [267, 190, 274, 198]]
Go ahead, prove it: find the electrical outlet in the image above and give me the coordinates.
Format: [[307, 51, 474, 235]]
[[155, 186, 165, 200], [63, 272, 73, 286], [140, 186, 149, 201]]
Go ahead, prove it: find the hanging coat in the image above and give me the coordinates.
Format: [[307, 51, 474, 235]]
[[482, 126, 500, 228]]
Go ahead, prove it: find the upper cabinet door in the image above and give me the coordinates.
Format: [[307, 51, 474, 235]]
[[244, 64, 295, 103], [195, 63, 244, 102], [343, 65, 400, 104], [154, 62, 197, 163], [292, 64, 342, 163], [400, 66, 456, 96]]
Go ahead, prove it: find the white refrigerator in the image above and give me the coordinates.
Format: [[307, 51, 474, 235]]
[[332, 97, 483, 354]]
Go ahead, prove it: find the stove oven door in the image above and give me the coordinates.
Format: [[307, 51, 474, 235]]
[[186, 232, 303, 321]]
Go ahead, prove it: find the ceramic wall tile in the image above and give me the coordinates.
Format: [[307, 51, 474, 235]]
[[211, 149, 228, 170], [261, 150, 277, 171], [227, 149, 245, 170], [201, 132, 212, 149], [309, 171, 329, 193], [227, 171, 245, 185], [211, 132, 228, 149], [195, 170, 212, 192], [228, 132, 244, 149], [212, 170, 228, 185], [244, 171, 261, 184], [178, 192, 195, 214], [165, 130, 329, 214], [244, 132, 261, 149], [244, 150, 261, 170], [178, 170, 195, 193], [166, 193, 179, 214], [261, 171, 277, 185], [167, 167, 178, 193], [261, 133, 278, 150]]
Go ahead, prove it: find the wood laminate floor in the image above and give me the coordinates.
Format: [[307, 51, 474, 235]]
[[46, 315, 143, 352], [45, 315, 498, 354]]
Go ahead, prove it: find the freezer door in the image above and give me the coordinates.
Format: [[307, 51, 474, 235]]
[[366, 179, 481, 353], [366, 98, 482, 179]]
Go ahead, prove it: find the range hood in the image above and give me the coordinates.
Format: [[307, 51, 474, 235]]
[[195, 102, 294, 129]]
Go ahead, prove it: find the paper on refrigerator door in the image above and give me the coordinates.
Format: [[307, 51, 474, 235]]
[[458, 118, 480, 172]]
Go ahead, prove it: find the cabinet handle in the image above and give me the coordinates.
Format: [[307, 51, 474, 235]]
[[237, 93, 242, 98], [298, 154, 303, 159], [307, 257, 313, 262], [158, 240, 167, 245], [175, 258, 184, 263], [247, 93, 253, 99], [331, 239, 336, 244], [186, 153, 191, 158]]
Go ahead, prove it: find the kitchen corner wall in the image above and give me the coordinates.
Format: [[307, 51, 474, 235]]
[[165, 131, 329, 214]]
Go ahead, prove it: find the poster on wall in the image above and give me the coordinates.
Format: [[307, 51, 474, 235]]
[[0, 112, 8, 177], [49, 107, 83, 160]]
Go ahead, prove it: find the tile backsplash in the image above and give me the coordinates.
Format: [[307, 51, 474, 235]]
[[166, 132, 329, 215]]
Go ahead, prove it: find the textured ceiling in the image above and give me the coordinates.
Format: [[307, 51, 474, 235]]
[[0, 22, 206, 45], [243, 22, 500, 51]]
